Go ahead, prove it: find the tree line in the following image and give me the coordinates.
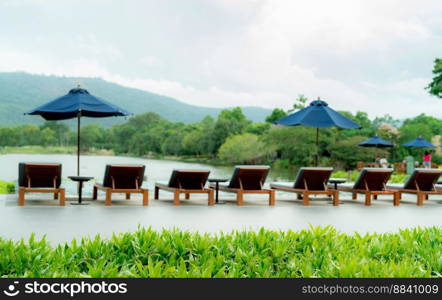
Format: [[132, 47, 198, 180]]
[[0, 98, 441, 170]]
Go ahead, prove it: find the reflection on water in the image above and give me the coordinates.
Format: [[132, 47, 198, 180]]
[[0, 154, 296, 195]]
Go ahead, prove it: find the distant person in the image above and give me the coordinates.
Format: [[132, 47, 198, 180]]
[[379, 157, 388, 168], [423, 151, 432, 168], [375, 156, 381, 166]]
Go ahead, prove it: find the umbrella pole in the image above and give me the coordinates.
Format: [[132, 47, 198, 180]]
[[77, 113, 80, 176], [316, 128, 319, 166]]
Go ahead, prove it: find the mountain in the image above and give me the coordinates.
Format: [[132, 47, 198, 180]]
[[0, 72, 272, 127]]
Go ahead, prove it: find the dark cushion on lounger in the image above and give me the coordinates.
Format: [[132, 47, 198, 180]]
[[227, 165, 270, 190], [402, 168, 442, 191], [352, 168, 393, 191], [293, 167, 333, 191], [18, 163, 62, 188], [102, 164, 145, 189], [167, 170, 210, 189]]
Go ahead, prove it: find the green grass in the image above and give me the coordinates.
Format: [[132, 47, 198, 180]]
[[0, 145, 77, 154], [0, 146, 113, 156], [0, 180, 14, 194], [0, 226, 441, 278], [332, 171, 409, 184]]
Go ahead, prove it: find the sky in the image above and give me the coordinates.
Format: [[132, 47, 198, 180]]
[[1, 0, 442, 119]]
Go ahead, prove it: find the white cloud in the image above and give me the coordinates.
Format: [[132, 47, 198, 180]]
[[139, 56, 160, 66], [1, 0, 441, 120]]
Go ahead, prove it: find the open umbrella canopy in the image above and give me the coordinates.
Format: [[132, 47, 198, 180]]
[[275, 99, 361, 129], [26, 86, 130, 176], [358, 136, 393, 148], [402, 137, 435, 148], [26, 87, 130, 120], [275, 98, 361, 166]]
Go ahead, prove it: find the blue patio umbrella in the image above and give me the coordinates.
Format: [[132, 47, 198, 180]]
[[402, 137, 435, 148], [359, 136, 393, 162], [359, 136, 393, 148], [26, 86, 130, 175], [275, 98, 361, 166]]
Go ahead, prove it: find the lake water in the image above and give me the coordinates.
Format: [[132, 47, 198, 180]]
[[0, 154, 294, 194]]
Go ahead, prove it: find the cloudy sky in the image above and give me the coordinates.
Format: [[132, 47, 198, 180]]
[[1, 0, 441, 118]]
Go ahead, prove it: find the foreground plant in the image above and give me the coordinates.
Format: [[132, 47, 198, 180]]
[[0, 226, 441, 278]]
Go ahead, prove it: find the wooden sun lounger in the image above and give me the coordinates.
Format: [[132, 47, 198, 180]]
[[209, 166, 275, 206], [154, 170, 214, 205], [93, 164, 148, 206], [335, 168, 399, 206], [387, 168, 442, 206], [270, 167, 338, 205], [18, 163, 65, 206]]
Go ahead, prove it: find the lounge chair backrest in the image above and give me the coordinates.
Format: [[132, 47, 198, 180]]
[[227, 166, 270, 190], [293, 167, 333, 190], [18, 163, 62, 188], [403, 168, 442, 191], [102, 164, 145, 189], [167, 170, 210, 189], [353, 168, 393, 191]]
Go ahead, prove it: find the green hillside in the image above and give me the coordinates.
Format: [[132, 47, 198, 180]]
[[0, 72, 271, 126]]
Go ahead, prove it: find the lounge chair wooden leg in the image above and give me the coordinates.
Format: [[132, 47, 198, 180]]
[[269, 190, 275, 206], [59, 189, 65, 206], [54, 192, 58, 200], [425, 194, 429, 200], [185, 193, 190, 200], [373, 194, 378, 200], [417, 193, 424, 206], [93, 186, 97, 200], [297, 193, 302, 200], [18, 187, 25, 206], [173, 190, 180, 206], [154, 186, 159, 200], [365, 192, 371, 206], [302, 192, 309, 205], [142, 189, 148, 206], [105, 190, 112, 206], [333, 191, 339, 206], [393, 192, 400, 206], [125, 193, 130, 200], [208, 190, 214, 206], [352, 193, 357, 200], [236, 191, 244, 206]]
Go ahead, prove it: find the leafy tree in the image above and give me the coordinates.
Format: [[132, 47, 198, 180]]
[[20, 125, 42, 145], [40, 121, 70, 146], [0, 127, 20, 146], [265, 108, 287, 123], [329, 136, 388, 169], [262, 126, 318, 166], [40, 128, 56, 146], [162, 129, 184, 155], [80, 124, 104, 150], [218, 133, 272, 164], [245, 122, 271, 135], [426, 58, 442, 98], [288, 94, 308, 112], [212, 107, 250, 152], [337, 111, 373, 138], [401, 114, 442, 135]]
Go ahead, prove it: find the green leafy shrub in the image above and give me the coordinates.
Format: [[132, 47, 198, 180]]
[[331, 171, 360, 181], [332, 171, 408, 184], [0, 180, 15, 194], [0, 227, 441, 278], [218, 133, 272, 164], [389, 173, 408, 183]]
